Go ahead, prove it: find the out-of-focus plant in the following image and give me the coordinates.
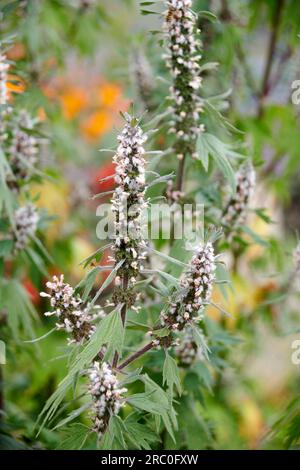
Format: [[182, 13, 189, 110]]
[[0, 33, 55, 450]]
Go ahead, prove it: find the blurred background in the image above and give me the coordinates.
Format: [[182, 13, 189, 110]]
[[1, 0, 300, 450]]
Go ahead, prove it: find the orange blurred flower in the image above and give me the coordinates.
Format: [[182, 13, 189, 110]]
[[7, 74, 26, 97], [98, 82, 122, 108], [59, 86, 89, 120], [37, 106, 47, 121], [80, 110, 113, 141]]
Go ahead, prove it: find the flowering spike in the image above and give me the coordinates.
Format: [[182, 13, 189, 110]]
[[7, 111, 41, 189], [111, 113, 148, 306], [88, 361, 127, 436], [132, 48, 154, 111], [222, 161, 256, 234], [160, 241, 216, 331], [175, 327, 204, 365], [0, 52, 10, 141], [163, 0, 204, 162], [40, 275, 105, 344], [13, 204, 39, 253]]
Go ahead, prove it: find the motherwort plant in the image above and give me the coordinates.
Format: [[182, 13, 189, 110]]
[[37, 2, 258, 451]]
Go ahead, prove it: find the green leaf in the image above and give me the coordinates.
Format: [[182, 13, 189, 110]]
[[110, 415, 128, 449], [148, 247, 188, 268], [80, 242, 112, 268], [143, 374, 177, 442], [196, 133, 209, 171], [215, 263, 232, 301], [202, 134, 237, 192], [0, 239, 13, 257], [124, 413, 158, 450], [31, 235, 54, 264], [25, 247, 48, 276], [155, 270, 179, 287], [0, 149, 15, 229], [90, 259, 124, 306], [52, 401, 92, 431], [2, 279, 37, 340], [191, 325, 210, 360], [198, 10, 218, 22], [193, 362, 213, 392], [163, 352, 182, 396], [153, 327, 171, 338], [76, 266, 100, 301], [127, 391, 166, 415], [141, 9, 157, 15], [240, 225, 269, 247], [57, 424, 90, 450]]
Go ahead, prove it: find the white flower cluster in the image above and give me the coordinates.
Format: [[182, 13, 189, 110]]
[[13, 204, 39, 252], [222, 162, 256, 232], [40, 275, 105, 344], [0, 52, 10, 141], [175, 327, 204, 365], [111, 115, 148, 298], [88, 361, 127, 435], [160, 242, 216, 331], [163, 0, 204, 159], [8, 111, 40, 184]]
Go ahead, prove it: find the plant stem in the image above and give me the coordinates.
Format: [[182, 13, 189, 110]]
[[113, 275, 128, 368], [118, 341, 154, 370], [176, 157, 185, 193], [257, 0, 285, 118]]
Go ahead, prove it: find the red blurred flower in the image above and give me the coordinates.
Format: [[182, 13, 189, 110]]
[[90, 161, 116, 195], [22, 278, 41, 306]]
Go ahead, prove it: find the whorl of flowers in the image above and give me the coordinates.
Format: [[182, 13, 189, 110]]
[[0, 52, 10, 141], [7, 111, 40, 187], [132, 49, 154, 111], [175, 327, 204, 365], [88, 361, 127, 436], [40, 275, 105, 345], [163, 0, 204, 161], [160, 241, 216, 332], [13, 204, 39, 253], [222, 162, 256, 233], [111, 114, 148, 306]]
